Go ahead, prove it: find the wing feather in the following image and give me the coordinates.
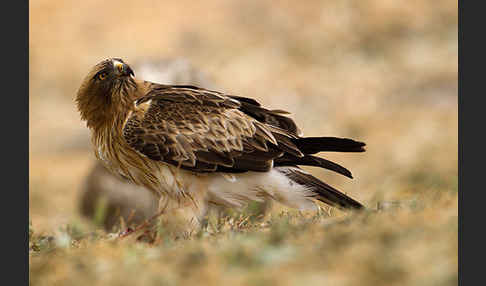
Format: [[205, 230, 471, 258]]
[[123, 84, 285, 172], [123, 84, 364, 178]]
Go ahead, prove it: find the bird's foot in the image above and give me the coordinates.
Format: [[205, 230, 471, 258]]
[[118, 209, 165, 239]]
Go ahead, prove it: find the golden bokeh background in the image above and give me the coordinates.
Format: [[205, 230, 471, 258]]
[[29, 0, 457, 285]]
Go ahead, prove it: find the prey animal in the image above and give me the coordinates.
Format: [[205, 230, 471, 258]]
[[76, 58, 366, 237]]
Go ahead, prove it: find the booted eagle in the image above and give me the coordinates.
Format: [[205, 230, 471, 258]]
[[76, 58, 366, 235]]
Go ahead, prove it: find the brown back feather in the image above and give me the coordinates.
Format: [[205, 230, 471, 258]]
[[123, 84, 287, 173], [124, 83, 365, 177]]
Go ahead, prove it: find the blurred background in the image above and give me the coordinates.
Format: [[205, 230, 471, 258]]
[[29, 0, 457, 285]]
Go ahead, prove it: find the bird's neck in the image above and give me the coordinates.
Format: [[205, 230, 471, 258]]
[[89, 102, 133, 139], [88, 80, 147, 132]]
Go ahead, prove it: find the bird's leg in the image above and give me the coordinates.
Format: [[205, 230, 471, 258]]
[[118, 205, 165, 239], [118, 192, 169, 239], [157, 190, 208, 239]]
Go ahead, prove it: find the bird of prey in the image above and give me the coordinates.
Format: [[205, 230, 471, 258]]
[[76, 58, 366, 236]]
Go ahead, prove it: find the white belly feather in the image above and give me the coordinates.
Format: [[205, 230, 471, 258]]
[[154, 165, 318, 211]]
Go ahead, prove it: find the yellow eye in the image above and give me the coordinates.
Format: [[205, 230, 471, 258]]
[[98, 72, 107, 80]]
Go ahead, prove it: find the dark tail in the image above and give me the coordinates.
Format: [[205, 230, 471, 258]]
[[293, 137, 366, 154], [275, 154, 354, 178], [280, 167, 364, 210], [274, 136, 365, 178]]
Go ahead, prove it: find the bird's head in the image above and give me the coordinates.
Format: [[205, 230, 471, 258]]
[[76, 58, 138, 129]]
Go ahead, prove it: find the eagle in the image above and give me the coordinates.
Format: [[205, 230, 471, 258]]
[[76, 58, 366, 236]]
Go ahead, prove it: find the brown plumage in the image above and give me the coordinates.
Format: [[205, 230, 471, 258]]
[[76, 58, 366, 237]]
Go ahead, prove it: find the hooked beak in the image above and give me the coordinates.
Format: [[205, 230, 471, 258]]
[[114, 60, 135, 77]]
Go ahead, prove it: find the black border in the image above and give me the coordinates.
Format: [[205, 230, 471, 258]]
[[459, 1, 484, 285], [3, 0, 29, 285]]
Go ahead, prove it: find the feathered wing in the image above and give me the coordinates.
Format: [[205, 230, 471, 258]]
[[122, 84, 287, 173], [122, 84, 366, 209]]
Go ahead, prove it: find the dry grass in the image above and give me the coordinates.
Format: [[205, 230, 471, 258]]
[[30, 195, 457, 286], [29, 0, 457, 285]]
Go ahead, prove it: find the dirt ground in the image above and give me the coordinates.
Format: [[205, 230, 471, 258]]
[[29, 1, 457, 285]]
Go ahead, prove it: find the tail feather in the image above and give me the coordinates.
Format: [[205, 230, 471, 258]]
[[293, 137, 366, 154], [229, 95, 365, 210], [274, 154, 353, 179], [280, 167, 364, 210]]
